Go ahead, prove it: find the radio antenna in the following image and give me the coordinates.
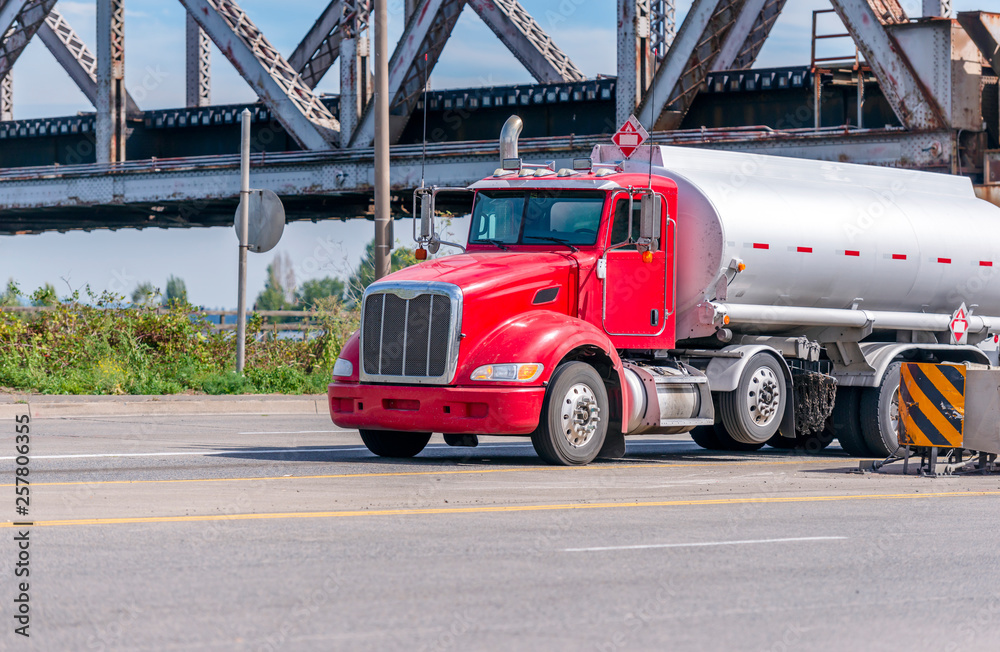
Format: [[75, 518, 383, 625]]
[[420, 52, 429, 189], [647, 47, 656, 190]]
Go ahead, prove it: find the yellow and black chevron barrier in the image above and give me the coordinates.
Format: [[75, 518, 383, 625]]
[[899, 362, 966, 448]]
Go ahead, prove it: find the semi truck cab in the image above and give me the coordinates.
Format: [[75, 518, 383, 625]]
[[329, 117, 999, 465]]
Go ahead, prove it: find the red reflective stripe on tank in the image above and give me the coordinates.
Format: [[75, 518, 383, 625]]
[[937, 258, 951, 264], [797, 247, 812, 253], [981, 261, 994, 267], [753, 243, 769, 250], [891, 254, 906, 260], [845, 250, 860, 257]]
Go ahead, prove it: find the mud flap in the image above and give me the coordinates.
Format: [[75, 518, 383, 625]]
[[597, 429, 626, 459]]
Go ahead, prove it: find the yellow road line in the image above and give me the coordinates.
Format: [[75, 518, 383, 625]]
[[4, 490, 998, 529], [2, 458, 849, 489]]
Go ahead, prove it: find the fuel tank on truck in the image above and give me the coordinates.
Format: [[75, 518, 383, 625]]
[[593, 145, 1000, 338]]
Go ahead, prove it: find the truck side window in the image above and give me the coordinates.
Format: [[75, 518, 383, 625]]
[[609, 198, 643, 250]]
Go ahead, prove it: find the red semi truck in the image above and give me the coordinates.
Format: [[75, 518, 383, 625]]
[[328, 117, 1000, 465]]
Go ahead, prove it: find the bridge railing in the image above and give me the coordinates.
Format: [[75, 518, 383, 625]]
[[0, 125, 884, 182]]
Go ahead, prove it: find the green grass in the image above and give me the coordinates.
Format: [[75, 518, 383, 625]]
[[0, 292, 358, 396]]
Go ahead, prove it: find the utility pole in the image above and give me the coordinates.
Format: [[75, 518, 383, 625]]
[[373, 0, 391, 280], [236, 109, 251, 372]]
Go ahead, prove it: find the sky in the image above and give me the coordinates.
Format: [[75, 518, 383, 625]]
[[0, 0, 988, 307]]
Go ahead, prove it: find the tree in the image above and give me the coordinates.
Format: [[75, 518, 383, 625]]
[[131, 282, 160, 306], [0, 279, 20, 307], [164, 275, 188, 306], [296, 277, 345, 309], [345, 240, 417, 305], [30, 283, 59, 307], [254, 252, 296, 311]]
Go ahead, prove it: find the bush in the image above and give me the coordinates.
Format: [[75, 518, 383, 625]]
[[0, 289, 359, 395]]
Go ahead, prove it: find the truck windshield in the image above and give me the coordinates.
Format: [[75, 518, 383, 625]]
[[469, 190, 605, 246]]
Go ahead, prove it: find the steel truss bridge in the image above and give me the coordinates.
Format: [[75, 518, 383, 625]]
[[0, 0, 999, 234]]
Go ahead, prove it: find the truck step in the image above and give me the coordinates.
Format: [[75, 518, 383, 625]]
[[659, 418, 715, 427]]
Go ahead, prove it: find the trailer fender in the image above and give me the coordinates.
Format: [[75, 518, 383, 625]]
[[833, 343, 991, 388], [463, 310, 629, 431], [704, 345, 796, 437]]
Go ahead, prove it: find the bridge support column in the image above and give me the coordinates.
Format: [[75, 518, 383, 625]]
[[617, 0, 650, 128], [1, 74, 11, 121], [339, 30, 361, 146], [96, 0, 126, 163], [186, 13, 211, 107]]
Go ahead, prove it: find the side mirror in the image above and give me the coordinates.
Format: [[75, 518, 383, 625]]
[[419, 193, 434, 240], [638, 193, 661, 252]]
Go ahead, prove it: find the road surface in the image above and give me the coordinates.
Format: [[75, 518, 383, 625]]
[[2, 412, 998, 650]]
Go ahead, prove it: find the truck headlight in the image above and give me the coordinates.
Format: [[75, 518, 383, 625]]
[[332, 358, 354, 378], [470, 363, 543, 382]]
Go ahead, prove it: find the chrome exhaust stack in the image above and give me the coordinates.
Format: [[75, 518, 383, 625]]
[[500, 115, 523, 167]]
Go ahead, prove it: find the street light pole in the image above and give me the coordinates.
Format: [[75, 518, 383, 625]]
[[373, 0, 391, 279]]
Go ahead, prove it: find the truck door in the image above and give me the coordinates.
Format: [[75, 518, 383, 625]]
[[602, 193, 670, 336]]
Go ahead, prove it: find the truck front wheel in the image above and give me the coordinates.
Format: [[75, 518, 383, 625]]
[[718, 354, 786, 445], [531, 362, 609, 466], [359, 430, 432, 458]]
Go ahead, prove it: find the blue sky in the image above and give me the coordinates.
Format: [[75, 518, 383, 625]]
[[0, 0, 986, 307]]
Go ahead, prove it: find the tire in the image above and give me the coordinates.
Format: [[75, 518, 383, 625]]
[[825, 387, 873, 457], [767, 429, 835, 453], [719, 353, 787, 444], [860, 362, 903, 458], [359, 429, 432, 458], [531, 362, 609, 466]]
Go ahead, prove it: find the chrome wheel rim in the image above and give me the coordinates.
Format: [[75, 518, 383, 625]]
[[746, 366, 781, 428], [561, 383, 601, 448]]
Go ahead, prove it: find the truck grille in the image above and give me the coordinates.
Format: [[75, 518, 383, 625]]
[[360, 283, 461, 384]]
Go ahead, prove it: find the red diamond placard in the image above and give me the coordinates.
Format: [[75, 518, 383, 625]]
[[950, 303, 969, 345], [612, 115, 649, 159]]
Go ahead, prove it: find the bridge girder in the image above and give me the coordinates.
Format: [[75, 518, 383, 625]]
[[636, 0, 788, 132], [466, 0, 585, 84], [96, 0, 126, 164], [350, 0, 465, 148], [178, 0, 339, 150], [830, 0, 947, 131], [0, 0, 57, 79], [186, 13, 211, 107], [957, 11, 1000, 74], [289, 0, 353, 90], [36, 8, 140, 115]]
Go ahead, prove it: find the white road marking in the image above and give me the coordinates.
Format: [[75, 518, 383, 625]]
[[0, 442, 536, 461], [0, 448, 371, 460], [0, 439, 697, 462], [563, 536, 847, 552]]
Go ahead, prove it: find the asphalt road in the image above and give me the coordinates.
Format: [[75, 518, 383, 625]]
[[2, 412, 999, 651]]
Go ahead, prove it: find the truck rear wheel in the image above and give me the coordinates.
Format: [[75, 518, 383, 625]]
[[531, 362, 608, 466], [860, 362, 903, 458], [691, 424, 765, 452], [719, 353, 786, 445], [824, 387, 873, 457], [359, 430, 432, 458]]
